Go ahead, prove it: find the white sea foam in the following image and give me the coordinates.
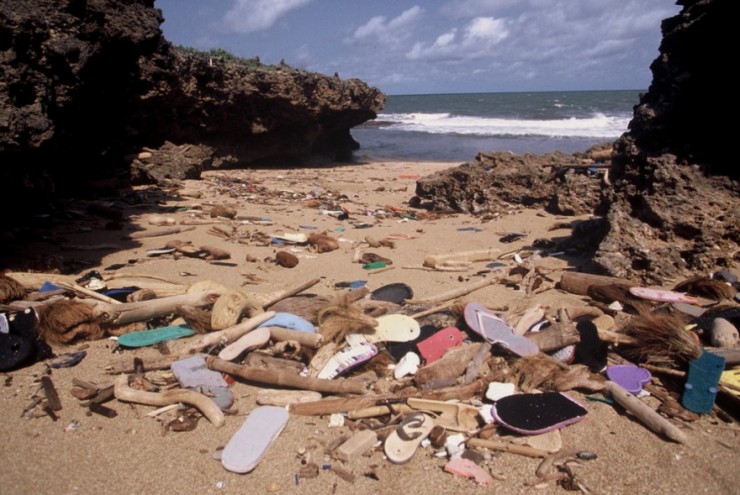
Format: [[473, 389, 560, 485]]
[[376, 112, 629, 139]]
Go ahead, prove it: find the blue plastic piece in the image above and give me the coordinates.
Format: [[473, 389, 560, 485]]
[[682, 350, 725, 414], [258, 312, 316, 333]]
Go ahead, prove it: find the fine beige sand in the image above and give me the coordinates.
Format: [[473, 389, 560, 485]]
[[1, 160, 738, 495]]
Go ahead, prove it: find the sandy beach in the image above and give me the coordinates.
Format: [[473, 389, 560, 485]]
[[1, 160, 738, 495]]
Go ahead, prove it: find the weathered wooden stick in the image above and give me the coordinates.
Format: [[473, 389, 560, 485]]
[[406, 269, 508, 305], [41, 376, 62, 412], [290, 376, 493, 416], [263, 278, 321, 309], [268, 326, 323, 348], [410, 302, 455, 319], [93, 290, 219, 325], [180, 311, 275, 354], [525, 323, 580, 353], [126, 225, 195, 239], [5, 272, 76, 290], [206, 356, 367, 395], [55, 281, 121, 304], [105, 355, 180, 374], [603, 380, 687, 443], [559, 271, 636, 296], [468, 438, 550, 458], [423, 248, 501, 269], [463, 342, 492, 384], [113, 374, 224, 427], [415, 343, 482, 388], [243, 352, 306, 375]]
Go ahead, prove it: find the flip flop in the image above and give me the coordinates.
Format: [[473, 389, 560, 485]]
[[492, 392, 588, 435], [0, 333, 33, 372], [258, 312, 316, 333], [606, 365, 652, 395], [116, 324, 195, 348], [370, 283, 413, 304], [316, 342, 378, 379], [386, 324, 437, 362], [218, 326, 271, 361], [463, 303, 539, 357], [365, 314, 420, 344], [171, 354, 233, 410], [416, 326, 466, 364], [221, 406, 290, 474], [384, 412, 435, 464], [629, 287, 699, 304]]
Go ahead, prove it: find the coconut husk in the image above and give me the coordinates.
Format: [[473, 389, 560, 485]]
[[187, 280, 229, 295], [621, 310, 703, 368], [275, 251, 299, 268], [211, 290, 264, 330], [209, 205, 237, 219], [307, 232, 339, 253], [176, 305, 213, 334], [0, 275, 26, 303], [127, 289, 157, 302], [36, 299, 104, 344], [316, 293, 378, 343], [511, 355, 602, 393], [268, 295, 330, 322], [673, 276, 737, 301], [200, 245, 231, 260]]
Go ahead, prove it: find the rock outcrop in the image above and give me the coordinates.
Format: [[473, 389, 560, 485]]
[[410, 145, 610, 218], [0, 0, 385, 212], [593, 0, 738, 283]]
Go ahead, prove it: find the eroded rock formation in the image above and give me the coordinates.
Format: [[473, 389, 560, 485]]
[[0, 0, 385, 210], [593, 0, 738, 283], [410, 146, 610, 218]]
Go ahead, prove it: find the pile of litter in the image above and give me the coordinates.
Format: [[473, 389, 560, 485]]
[[1, 256, 738, 490]]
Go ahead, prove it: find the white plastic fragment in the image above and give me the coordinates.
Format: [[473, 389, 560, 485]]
[[393, 352, 420, 379]]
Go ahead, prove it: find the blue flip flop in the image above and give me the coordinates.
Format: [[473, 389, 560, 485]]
[[258, 312, 316, 333], [117, 324, 195, 348], [463, 302, 539, 357]]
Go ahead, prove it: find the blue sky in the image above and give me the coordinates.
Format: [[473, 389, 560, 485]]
[[156, 0, 680, 96]]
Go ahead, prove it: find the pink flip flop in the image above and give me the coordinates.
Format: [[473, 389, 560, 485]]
[[464, 303, 539, 357]]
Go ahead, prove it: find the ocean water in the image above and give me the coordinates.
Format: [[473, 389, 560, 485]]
[[350, 90, 641, 162]]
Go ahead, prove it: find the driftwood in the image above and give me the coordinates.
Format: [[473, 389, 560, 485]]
[[463, 342, 492, 384], [415, 343, 483, 388], [602, 380, 687, 444], [423, 248, 501, 269], [268, 326, 323, 349], [113, 374, 224, 427], [54, 281, 121, 304], [105, 355, 180, 374], [263, 278, 321, 309], [126, 225, 196, 240], [559, 271, 636, 296], [468, 438, 550, 458], [243, 353, 306, 375], [93, 290, 219, 325], [179, 311, 275, 354], [290, 375, 495, 416], [5, 272, 77, 290], [406, 268, 508, 305], [524, 323, 580, 353], [206, 356, 367, 395]]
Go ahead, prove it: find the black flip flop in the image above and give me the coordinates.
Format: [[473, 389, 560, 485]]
[[492, 392, 588, 435], [370, 283, 413, 305]]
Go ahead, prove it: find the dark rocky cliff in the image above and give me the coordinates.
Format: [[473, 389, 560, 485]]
[[0, 0, 385, 212], [593, 0, 738, 283]]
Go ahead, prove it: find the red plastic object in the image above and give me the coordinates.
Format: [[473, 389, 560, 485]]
[[416, 327, 465, 364]]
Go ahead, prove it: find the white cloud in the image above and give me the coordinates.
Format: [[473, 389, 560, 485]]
[[440, 0, 519, 18], [347, 6, 423, 45], [406, 16, 508, 61], [223, 0, 312, 33]]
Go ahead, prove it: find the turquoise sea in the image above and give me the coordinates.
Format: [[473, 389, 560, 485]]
[[351, 90, 641, 162]]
